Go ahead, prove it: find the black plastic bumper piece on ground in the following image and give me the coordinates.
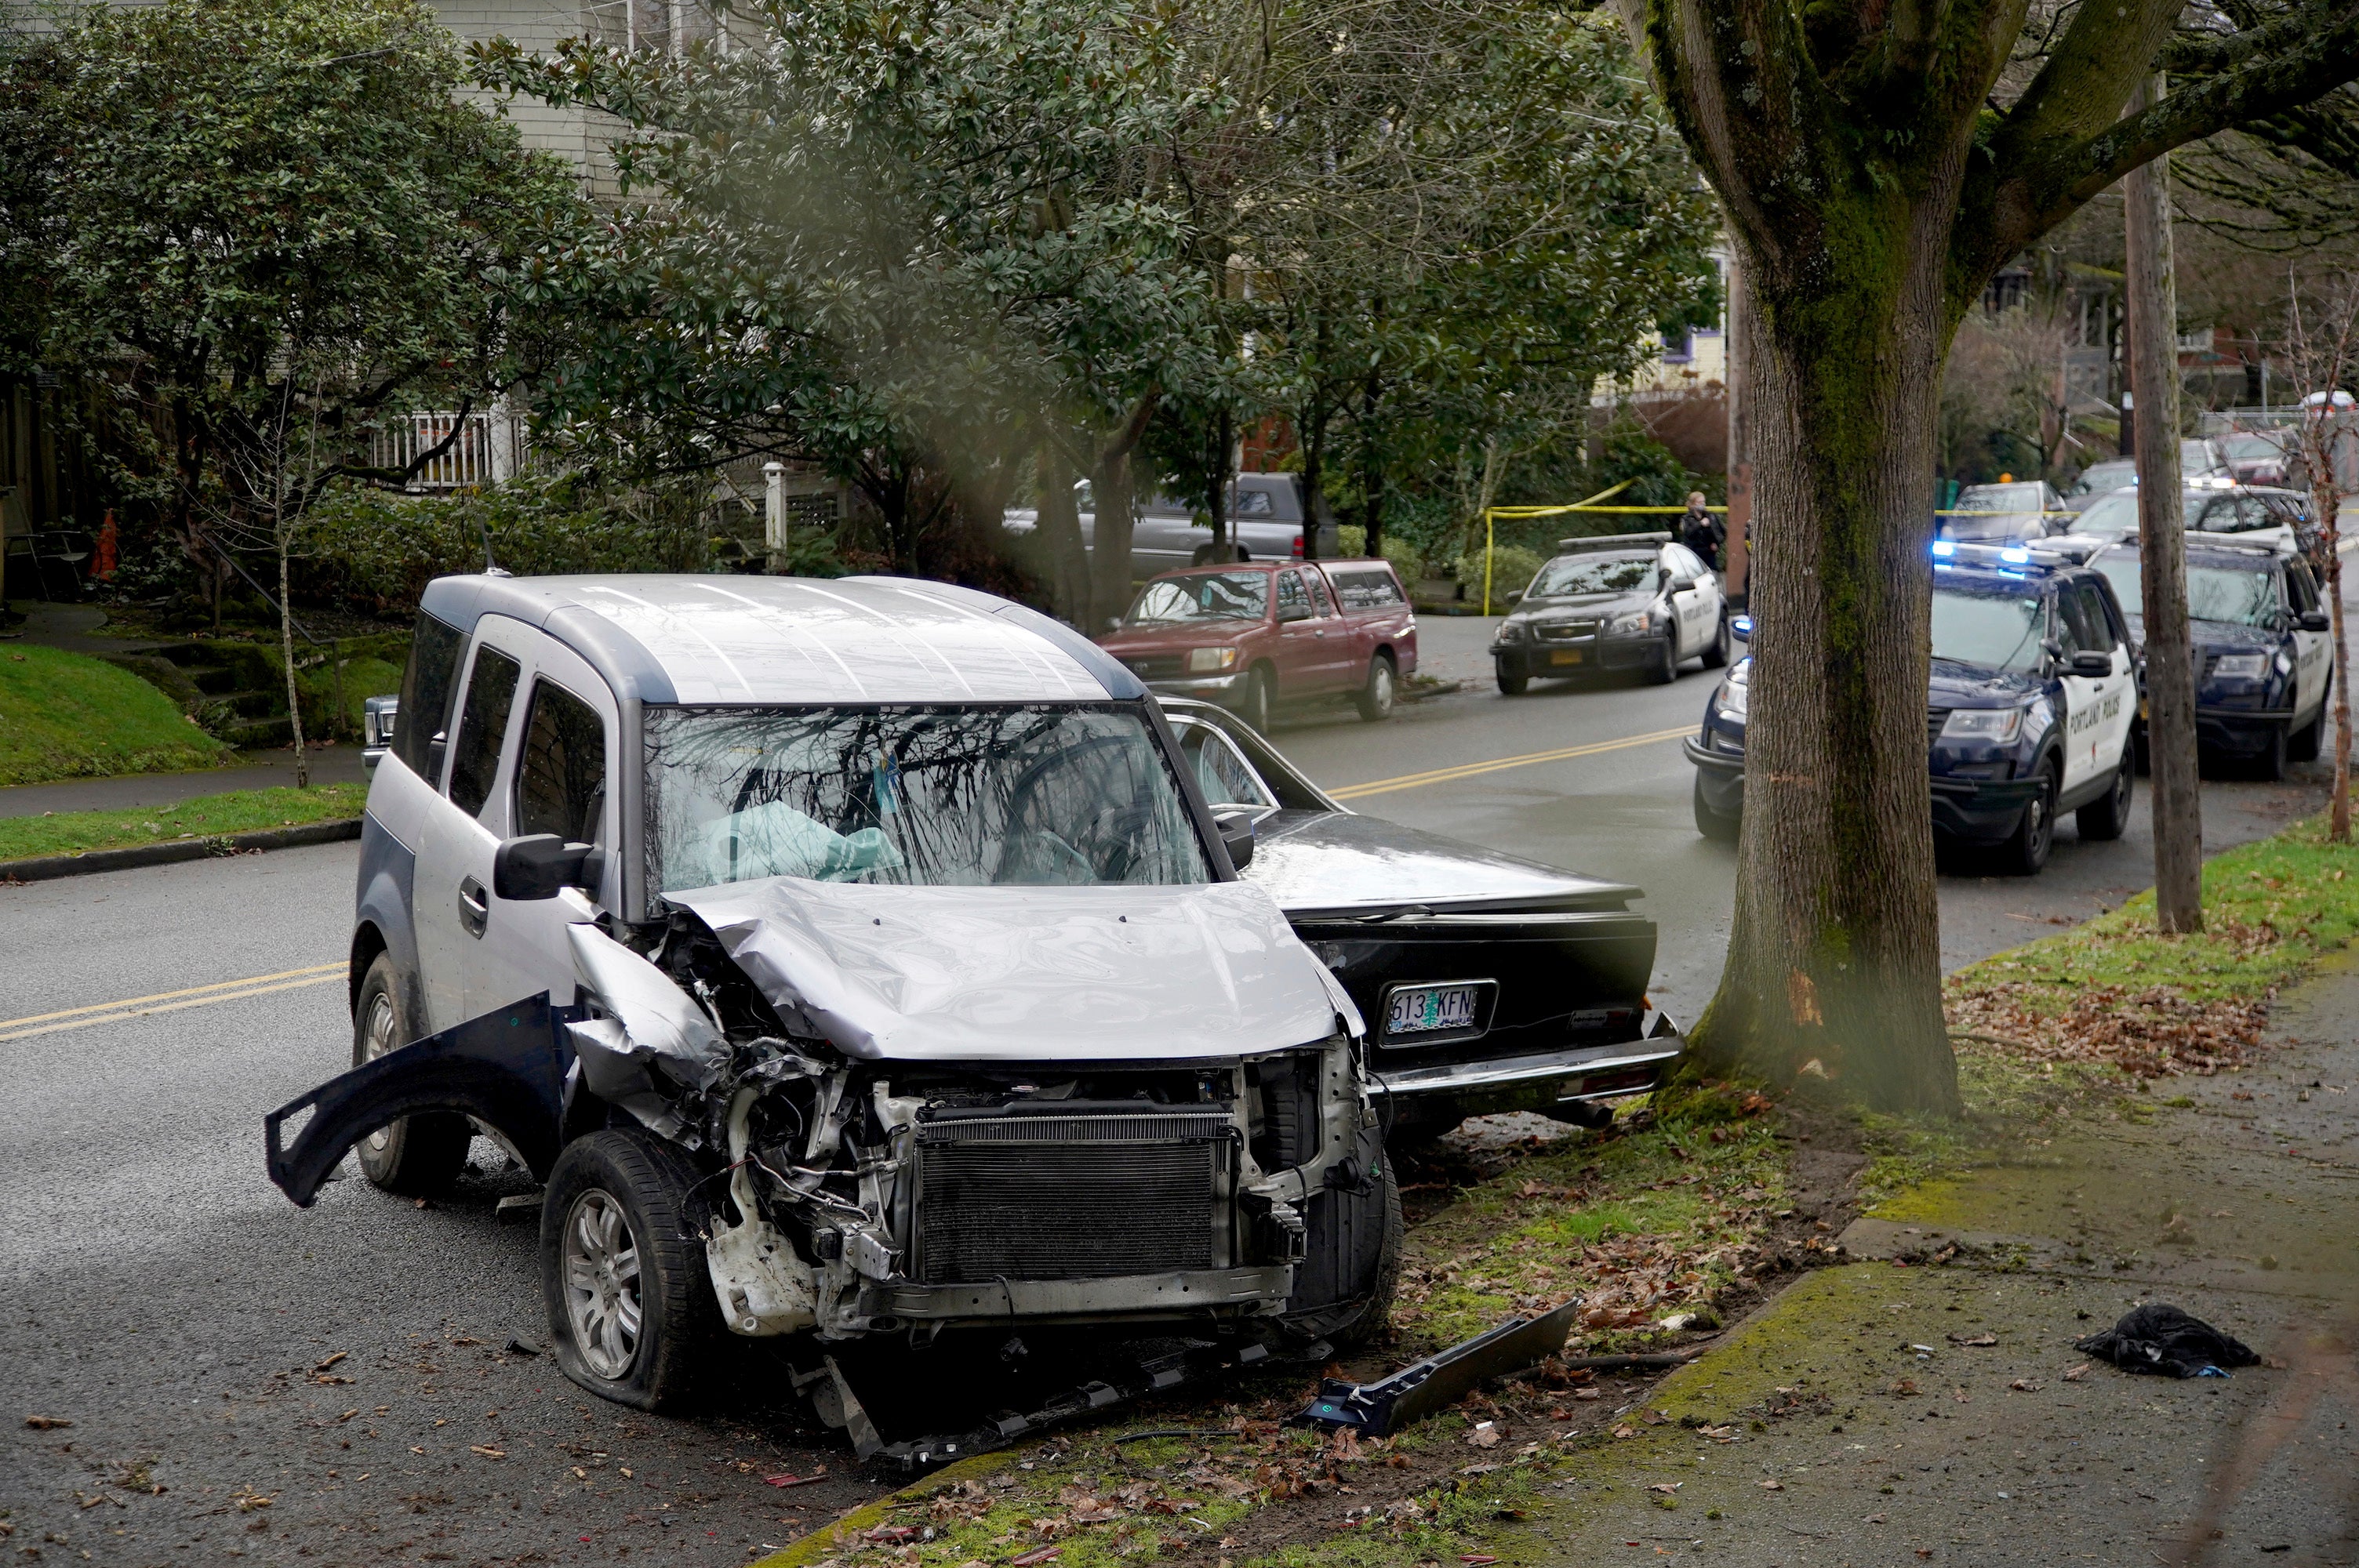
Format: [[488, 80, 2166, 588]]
[[869, 1334, 1332, 1477], [264, 993, 576, 1207], [1293, 1299, 1581, 1437], [0, 816, 362, 884]]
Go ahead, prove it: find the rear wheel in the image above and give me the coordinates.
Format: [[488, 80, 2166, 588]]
[[1692, 776, 1739, 843], [541, 1130, 718, 1412], [1994, 759, 2059, 875], [1496, 662, 1528, 696], [1238, 666, 1274, 732], [2075, 742, 2135, 841], [351, 954, 471, 1196], [1354, 653, 1398, 721]]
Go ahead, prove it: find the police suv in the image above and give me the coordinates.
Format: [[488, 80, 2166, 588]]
[[2086, 535, 2332, 779], [1688, 541, 2140, 874]]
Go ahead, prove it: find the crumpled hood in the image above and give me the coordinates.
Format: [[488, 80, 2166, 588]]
[[1929, 659, 2046, 709], [671, 877, 1360, 1062]]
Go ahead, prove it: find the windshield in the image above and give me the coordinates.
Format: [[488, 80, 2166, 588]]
[[2071, 488, 2213, 543], [643, 706, 1211, 892], [1528, 553, 1659, 598], [1125, 572, 1268, 626], [2091, 555, 2280, 629], [2221, 433, 2284, 461], [1931, 583, 2046, 672], [2070, 461, 2136, 496], [1954, 482, 2046, 514]]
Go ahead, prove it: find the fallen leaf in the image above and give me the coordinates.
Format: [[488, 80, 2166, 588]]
[[1758, 1478, 1785, 1491], [1572, 1388, 1601, 1401], [1946, 1333, 1997, 1347], [2062, 1363, 2090, 1382], [1612, 1425, 1637, 1439], [1465, 1422, 1500, 1449], [1865, 1512, 1886, 1523], [471, 1446, 505, 1459], [1889, 1378, 1920, 1396], [24, 1415, 72, 1430], [1460, 1556, 1498, 1565], [765, 1474, 824, 1488], [1917, 1551, 1936, 1559], [865, 1525, 917, 1544], [2008, 1379, 2043, 1392], [335, 1409, 358, 1423], [1010, 1549, 1061, 1566], [1646, 1483, 1682, 1494], [314, 1352, 348, 1372]]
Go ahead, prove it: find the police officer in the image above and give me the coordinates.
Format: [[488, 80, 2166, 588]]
[[1679, 491, 1725, 571]]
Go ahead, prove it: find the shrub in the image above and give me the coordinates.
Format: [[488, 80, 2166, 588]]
[[1335, 525, 1426, 583], [1452, 543, 1546, 603]]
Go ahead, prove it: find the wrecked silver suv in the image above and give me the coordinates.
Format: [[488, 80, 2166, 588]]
[[267, 574, 1397, 1433]]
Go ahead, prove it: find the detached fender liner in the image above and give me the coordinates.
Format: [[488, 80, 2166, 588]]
[[265, 993, 576, 1207]]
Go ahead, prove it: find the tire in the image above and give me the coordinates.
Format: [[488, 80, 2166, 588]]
[[2254, 718, 2289, 782], [1238, 666, 1274, 732], [1995, 758, 2059, 875], [1692, 776, 1739, 843], [1644, 629, 1678, 685], [1354, 653, 1398, 722], [1496, 662, 1529, 696], [2075, 742, 2135, 841], [2289, 700, 2323, 764], [1281, 1128, 1401, 1355], [540, 1130, 719, 1413], [351, 953, 471, 1196], [1701, 611, 1732, 669]]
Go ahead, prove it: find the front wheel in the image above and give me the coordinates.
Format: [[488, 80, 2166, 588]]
[[1994, 760, 2059, 875], [1701, 612, 1732, 668], [1354, 653, 1398, 721], [351, 954, 471, 1196], [1692, 776, 1739, 843], [2289, 694, 2324, 764], [2254, 717, 2290, 782], [1496, 662, 1529, 696], [1238, 666, 1274, 732], [541, 1130, 719, 1412], [1643, 629, 1678, 685], [2075, 743, 2135, 841]]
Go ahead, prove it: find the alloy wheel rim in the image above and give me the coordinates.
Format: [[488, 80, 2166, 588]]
[[562, 1190, 643, 1381], [1372, 662, 1394, 711], [361, 993, 398, 1155]]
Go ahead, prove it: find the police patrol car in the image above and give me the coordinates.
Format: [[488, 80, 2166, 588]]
[[2086, 535, 2332, 779], [1687, 540, 2140, 874]]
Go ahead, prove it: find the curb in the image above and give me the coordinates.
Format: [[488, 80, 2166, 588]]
[[1401, 677, 1465, 702], [749, 1450, 1018, 1568], [0, 817, 362, 884]]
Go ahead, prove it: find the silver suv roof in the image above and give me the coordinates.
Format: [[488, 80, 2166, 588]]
[[417, 573, 1140, 706]]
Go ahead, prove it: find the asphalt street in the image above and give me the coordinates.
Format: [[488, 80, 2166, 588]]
[[0, 600, 2343, 1565]]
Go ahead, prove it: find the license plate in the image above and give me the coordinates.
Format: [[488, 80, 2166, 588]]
[[1550, 650, 1584, 666], [1381, 981, 1495, 1044]]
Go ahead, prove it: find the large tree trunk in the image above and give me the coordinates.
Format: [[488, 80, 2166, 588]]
[[1723, 250, 1753, 604], [1085, 394, 1158, 634], [1036, 441, 1092, 629], [1687, 196, 1961, 1116]]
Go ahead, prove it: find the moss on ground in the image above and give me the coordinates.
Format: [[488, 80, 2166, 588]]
[[0, 783, 365, 861], [0, 644, 230, 786]]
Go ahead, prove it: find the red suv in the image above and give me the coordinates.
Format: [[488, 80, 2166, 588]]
[[1097, 560, 1419, 728]]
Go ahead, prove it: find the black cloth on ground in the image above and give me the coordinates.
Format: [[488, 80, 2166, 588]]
[[2074, 1304, 2260, 1378]]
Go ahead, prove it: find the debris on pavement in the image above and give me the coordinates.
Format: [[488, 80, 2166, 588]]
[[2073, 1303, 2261, 1378], [1296, 1300, 1581, 1436]]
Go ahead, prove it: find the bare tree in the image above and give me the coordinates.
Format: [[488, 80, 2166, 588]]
[[2281, 269, 2359, 840]]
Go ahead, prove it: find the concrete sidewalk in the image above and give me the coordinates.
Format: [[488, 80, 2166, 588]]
[[1514, 964, 2359, 1564]]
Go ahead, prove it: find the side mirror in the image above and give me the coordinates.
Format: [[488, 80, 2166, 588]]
[[494, 833, 605, 900], [1504, 589, 1524, 605], [2069, 650, 2114, 677], [1214, 811, 1256, 870], [1278, 603, 1313, 623], [1669, 575, 1699, 594], [2301, 610, 2330, 632]]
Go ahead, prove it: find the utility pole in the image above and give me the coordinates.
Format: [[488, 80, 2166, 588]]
[[1723, 245, 1751, 604], [2123, 74, 2203, 933]]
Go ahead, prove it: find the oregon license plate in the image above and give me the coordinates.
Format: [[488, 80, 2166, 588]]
[[1549, 649, 1584, 666], [1381, 981, 1494, 1044]]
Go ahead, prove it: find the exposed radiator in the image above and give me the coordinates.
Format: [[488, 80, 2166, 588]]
[[914, 1111, 1231, 1284]]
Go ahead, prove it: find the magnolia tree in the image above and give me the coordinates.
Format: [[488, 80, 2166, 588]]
[[1615, 0, 2359, 1112]]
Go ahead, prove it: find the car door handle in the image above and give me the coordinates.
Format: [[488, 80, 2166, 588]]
[[457, 876, 489, 939]]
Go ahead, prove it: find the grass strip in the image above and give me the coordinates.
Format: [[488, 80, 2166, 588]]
[[0, 644, 229, 786], [0, 783, 366, 862]]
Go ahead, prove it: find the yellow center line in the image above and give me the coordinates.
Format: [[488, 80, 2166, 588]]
[[1, 964, 345, 1044], [1329, 724, 1694, 800], [0, 962, 345, 1032]]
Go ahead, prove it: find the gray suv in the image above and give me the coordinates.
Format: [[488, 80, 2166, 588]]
[[267, 573, 1397, 1434]]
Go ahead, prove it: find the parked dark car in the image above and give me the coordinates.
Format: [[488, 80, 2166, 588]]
[[2088, 536, 2332, 778], [1158, 697, 1684, 1142]]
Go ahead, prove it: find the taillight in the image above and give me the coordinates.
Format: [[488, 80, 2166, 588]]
[[1292, 534, 1304, 557]]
